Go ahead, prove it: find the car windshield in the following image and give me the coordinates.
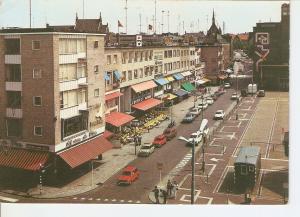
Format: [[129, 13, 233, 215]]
[[122, 171, 131, 176], [216, 111, 223, 114], [156, 137, 163, 141], [186, 114, 193, 118], [141, 146, 151, 149]]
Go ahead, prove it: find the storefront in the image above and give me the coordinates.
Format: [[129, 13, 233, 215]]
[[131, 80, 157, 108], [165, 76, 175, 92], [181, 71, 194, 82], [172, 73, 184, 90], [105, 91, 123, 113], [105, 111, 135, 133]]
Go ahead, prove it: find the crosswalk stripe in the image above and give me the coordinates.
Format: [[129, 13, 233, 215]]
[[128, 200, 133, 203], [80, 198, 86, 200], [88, 198, 93, 200], [96, 198, 101, 201], [0, 196, 18, 203], [112, 199, 117, 202]]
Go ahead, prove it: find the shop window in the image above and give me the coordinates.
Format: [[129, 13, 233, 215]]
[[5, 39, 20, 54], [62, 115, 87, 138], [6, 64, 21, 82]]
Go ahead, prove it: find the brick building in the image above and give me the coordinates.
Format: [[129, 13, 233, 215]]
[[252, 3, 289, 91], [0, 27, 113, 180]]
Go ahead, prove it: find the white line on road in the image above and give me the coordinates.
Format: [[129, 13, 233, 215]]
[[80, 198, 86, 200], [120, 200, 125, 203], [88, 198, 93, 200], [128, 200, 133, 203], [0, 196, 19, 203], [96, 198, 101, 201]]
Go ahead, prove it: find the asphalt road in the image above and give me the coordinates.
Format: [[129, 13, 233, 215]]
[[19, 88, 236, 204]]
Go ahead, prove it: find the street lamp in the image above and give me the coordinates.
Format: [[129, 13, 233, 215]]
[[178, 136, 195, 204]]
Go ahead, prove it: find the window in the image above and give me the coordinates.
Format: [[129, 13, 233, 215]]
[[33, 68, 42, 79], [62, 115, 87, 138], [77, 62, 86, 78], [32, 40, 41, 50], [33, 96, 42, 106], [134, 69, 138, 79], [94, 65, 99, 73], [249, 166, 255, 172], [107, 55, 111, 65], [139, 68, 143, 78], [145, 51, 149, 61], [140, 51, 143, 62], [6, 64, 21, 82], [129, 52, 133, 63], [6, 119, 22, 137], [144, 67, 149, 77], [7, 91, 21, 108], [5, 39, 20, 54], [122, 52, 128, 64], [78, 89, 87, 104], [134, 52, 138, 62], [34, 126, 43, 136], [59, 64, 77, 81], [241, 165, 247, 175], [113, 55, 118, 64], [121, 71, 127, 82], [94, 89, 100, 97], [149, 51, 153, 60], [94, 41, 99, 48], [60, 90, 78, 108], [164, 51, 168, 58], [128, 70, 132, 80]]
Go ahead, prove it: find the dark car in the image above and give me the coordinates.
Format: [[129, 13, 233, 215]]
[[163, 127, 177, 140], [257, 90, 265, 97], [182, 113, 196, 123], [211, 93, 218, 100]]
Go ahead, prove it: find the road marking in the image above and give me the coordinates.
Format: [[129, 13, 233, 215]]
[[128, 200, 133, 203], [96, 198, 101, 201], [88, 198, 93, 201], [0, 196, 19, 203], [80, 197, 86, 200], [73, 197, 77, 200], [120, 200, 125, 203], [111, 199, 117, 202], [210, 158, 223, 162], [266, 99, 279, 158], [104, 199, 109, 202], [136, 200, 141, 203], [213, 166, 230, 193]]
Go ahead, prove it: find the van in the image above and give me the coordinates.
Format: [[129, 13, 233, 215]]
[[199, 119, 209, 137]]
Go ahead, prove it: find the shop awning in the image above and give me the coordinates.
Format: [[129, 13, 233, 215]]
[[105, 112, 135, 127], [58, 136, 113, 168], [181, 71, 193, 77], [105, 92, 123, 101], [114, 71, 122, 80], [162, 93, 178, 100], [173, 89, 189, 97], [195, 78, 211, 85], [132, 98, 162, 111], [131, 80, 157, 93], [173, 73, 184, 80], [155, 78, 169, 86], [182, 82, 195, 92], [0, 148, 49, 171], [166, 76, 175, 82]]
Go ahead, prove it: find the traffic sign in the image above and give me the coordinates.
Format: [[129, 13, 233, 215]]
[[157, 162, 163, 170]]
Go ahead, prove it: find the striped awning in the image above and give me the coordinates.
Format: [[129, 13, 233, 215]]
[[181, 71, 193, 77], [0, 148, 49, 171], [131, 80, 157, 93], [105, 92, 123, 101], [132, 98, 162, 111], [58, 136, 113, 168], [155, 78, 169, 86], [105, 112, 135, 127]]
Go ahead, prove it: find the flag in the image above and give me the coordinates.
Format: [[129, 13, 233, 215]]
[[118, 20, 123, 27], [148, 24, 153, 30]]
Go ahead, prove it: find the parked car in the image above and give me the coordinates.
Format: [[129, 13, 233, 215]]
[[163, 127, 177, 140], [231, 93, 240, 100], [199, 119, 210, 137], [138, 143, 155, 157], [214, 110, 225, 120], [190, 107, 202, 116], [206, 97, 214, 105], [198, 101, 208, 110], [257, 90, 265, 97], [152, 134, 167, 148], [187, 131, 203, 146], [117, 166, 139, 185], [224, 83, 231, 88], [182, 113, 197, 123], [211, 93, 218, 101]]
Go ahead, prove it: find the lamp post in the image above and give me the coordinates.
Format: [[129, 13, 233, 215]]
[[178, 136, 195, 204]]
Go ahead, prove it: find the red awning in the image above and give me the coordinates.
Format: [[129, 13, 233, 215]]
[[132, 98, 162, 111], [105, 92, 123, 101], [0, 148, 49, 171], [103, 130, 114, 139], [105, 112, 135, 127], [131, 80, 157, 93], [58, 136, 113, 168]]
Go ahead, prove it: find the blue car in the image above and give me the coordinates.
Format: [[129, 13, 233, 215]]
[[182, 113, 196, 123]]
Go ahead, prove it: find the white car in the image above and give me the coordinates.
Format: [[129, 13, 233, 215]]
[[187, 131, 203, 146], [198, 101, 208, 110], [224, 83, 231, 88], [206, 97, 214, 105], [231, 93, 240, 100], [214, 110, 225, 120], [190, 107, 201, 116], [138, 143, 155, 157]]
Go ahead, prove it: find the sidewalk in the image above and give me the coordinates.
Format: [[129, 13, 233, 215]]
[[2, 86, 220, 199]]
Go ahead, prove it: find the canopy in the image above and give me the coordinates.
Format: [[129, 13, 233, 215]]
[[173, 73, 184, 80], [105, 92, 123, 101], [173, 89, 189, 97], [181, 82, 195, 92], [166, 76, 175, 82], [131, 80, 157, 93], [155, 78, 169, 86], [181, 71, 193, 77], [132, 98, 162, 111], [105, 112, 135, 127]]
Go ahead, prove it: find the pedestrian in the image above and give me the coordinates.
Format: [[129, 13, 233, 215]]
[[172, 181, 179, 199], [162, 189, 168, 204], [153, 186, 160, 204], [167, 180, 172, 196]]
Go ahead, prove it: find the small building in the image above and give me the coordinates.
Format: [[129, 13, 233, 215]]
[[234, 146, 261, 191]]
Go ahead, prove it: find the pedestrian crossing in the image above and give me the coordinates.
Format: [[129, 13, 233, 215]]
[[0, 195, 19, 203], [72, 197, 141, 204], [170, 153, 192, 176]]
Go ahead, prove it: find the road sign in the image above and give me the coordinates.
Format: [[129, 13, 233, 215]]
[[157, 162, 163, 170]]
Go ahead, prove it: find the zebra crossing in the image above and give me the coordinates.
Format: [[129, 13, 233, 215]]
[[72, 197, 141, 204], [169, 153, 192, 176]]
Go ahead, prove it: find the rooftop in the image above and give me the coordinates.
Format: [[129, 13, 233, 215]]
[[235, 146, 260, 165]]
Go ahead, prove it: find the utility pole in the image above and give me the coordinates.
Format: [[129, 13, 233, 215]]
[[139, 13, 142, 34], [29, 0, 32, 28], [125, 0, 128, 34], [191, 139, 195, 204], [167, 11, 170, 33], [161, 10, 165, 34]]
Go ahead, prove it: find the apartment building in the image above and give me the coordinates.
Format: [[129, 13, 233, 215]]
[[0, 28, 112, 178]]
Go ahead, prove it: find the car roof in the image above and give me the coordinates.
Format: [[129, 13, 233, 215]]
[[155, 134, 165, 139], [124, 166, 137, 172], [216, 110, 224, 112]]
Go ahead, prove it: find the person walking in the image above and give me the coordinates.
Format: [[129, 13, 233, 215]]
[[153, 186, 160, 204], [167, 180, 172, 196], [172, 181, 179, 199], [162, 189, 168, 204]]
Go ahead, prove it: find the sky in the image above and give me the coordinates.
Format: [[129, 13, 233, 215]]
[[0, 0, 289, 34]]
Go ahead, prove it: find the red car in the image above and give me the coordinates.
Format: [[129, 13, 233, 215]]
[[152, 134, 167, 148], [163, 127, 177, 140], [117, 166, 139, 185]]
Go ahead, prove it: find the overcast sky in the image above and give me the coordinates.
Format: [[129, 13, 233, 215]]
[[0, 0, 289, 34]]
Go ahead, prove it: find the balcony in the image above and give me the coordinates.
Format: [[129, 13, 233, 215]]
[[59, 53, 86, 64], [60, 103, 87, 119], [5, 82, 22, 91], [59, 77, 88, 92], [6, 108, 22, 118], [5, 55, 21, 64]]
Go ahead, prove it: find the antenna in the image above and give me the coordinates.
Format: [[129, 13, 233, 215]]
[[82, 0, 85, 19], [125, 0, 128, 34], [139, 13, 142, 34], [154, 0, 157, 34], [29, 0, 32, 28], [161, 10, 165, 34], [223, 21, 225, 34], [167, 11, 170, 33], [178, 15, 181, 34], [198, 19, 200, 32]]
